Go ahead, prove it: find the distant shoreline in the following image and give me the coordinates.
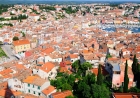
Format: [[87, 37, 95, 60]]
[[0, 1, 140, 5], [96, 24, 140, 28]]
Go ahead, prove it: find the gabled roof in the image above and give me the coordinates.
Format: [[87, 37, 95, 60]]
[[113, 93, 140, 98], [42, 47, 54, 55], [13, 39, 30, 46], [23, 76, 47, 86], [0, 89, 22, 97], [51, 90, 73, 98], [42, 85, 56, 95], [40, 62, 55, 73]]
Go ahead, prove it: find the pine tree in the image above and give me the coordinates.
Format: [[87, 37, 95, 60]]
[[132, 54, 138, 81], [132, 54, 137, 74], [123, 60, 129, 93], [97, 64, 103, 85]]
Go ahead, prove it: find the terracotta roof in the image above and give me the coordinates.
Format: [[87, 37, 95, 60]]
[[69, 54, 78, 59], [59, 67, 72, 74], [42, 85, 56, 95], [23, 76, 47, 86], [14, 63, 26, 70], [13, 39, 30, 46], [0, 68, 13, 77], [113, 93, 140, 98], [0, 89, 22, 97], [42, 47, 54, 55], [40, 62, 55, 73], [0, 82, 8, 90], [25, 51, 32, 58], [52, 90, 73, 98]]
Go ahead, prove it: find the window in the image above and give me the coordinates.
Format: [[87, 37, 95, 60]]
[[38, 86, 40, 90], [33, 85, 34, 88], [34, 91, 35, 94], [28, 89, 30, 93], [28, 84, 30, 87], [38, 93, 41, 96]]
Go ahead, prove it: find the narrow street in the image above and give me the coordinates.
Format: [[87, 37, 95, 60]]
[[1, 45, 18, 62]]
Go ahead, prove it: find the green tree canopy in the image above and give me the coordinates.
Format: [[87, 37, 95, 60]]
[[72, 60, 80, 73], [97, 64, 104, 85], [65, 96, 75, 98], [91, 84, 110, 98], [123, 60, 129, 93], [129, 87, 140, 93], [132, 54, 138, 76], [13, 36, 19, 41], [62, 83, 72, 91], [83, 73, 96, 85], [77, 81, 91, 98]]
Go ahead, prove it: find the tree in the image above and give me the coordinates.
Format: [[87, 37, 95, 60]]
[[20, 31, 25, 37], [72, 60, 80, 73], [91, 84, 110, 98], [123, 60, 129, 93], [67, 74, 76, 87], [83, 73, 96, 85], [0, 41, 3, 45], [136, 63, 140, 89], [22, 32, 25, 37], [137, 70, 140, 89], [77, 81, 91, 98], [129, 87, 140, 93], [66, 96, 75, 98], [137, 63, 140, 74], [132, 54, 138, 81], [13, 36, 19, 41], [62, 83, 72, 91], [81, 62, 92, 71], [79, 62, 92, 76], [97, 64, 103, 85]]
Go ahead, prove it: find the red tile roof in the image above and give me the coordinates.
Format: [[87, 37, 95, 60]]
[[13, 39, 30, 46], [40, 62, 55, 73], [52, 90, 73, 98], [114, 93, 140, 98], [42, 85, 56, 95]]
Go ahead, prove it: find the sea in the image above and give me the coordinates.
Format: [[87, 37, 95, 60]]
[[101, 26, 140, 33]]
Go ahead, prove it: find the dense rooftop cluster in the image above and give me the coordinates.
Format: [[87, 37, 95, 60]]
[[0, 3, 140, 98]]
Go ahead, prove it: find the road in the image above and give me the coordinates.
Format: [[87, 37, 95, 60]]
[[1, 45, 18, 62]]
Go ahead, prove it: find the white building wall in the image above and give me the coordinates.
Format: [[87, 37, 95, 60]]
[[123, 51, 130, 56], [8, 78, 24, 92], [23, 82, 49, 96], [100, 57, 106, 62], [45, 56, 62, 63], [71, 58, 79, 63], [109, 48, 119, 57], [45, 56, 52, 62], [41, 81, 50, 91], [51, 58, 62, 63], [38, 69, 48, 79]]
